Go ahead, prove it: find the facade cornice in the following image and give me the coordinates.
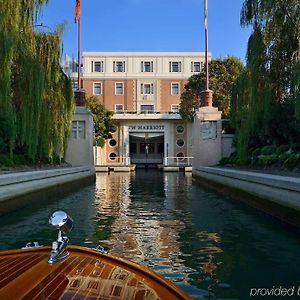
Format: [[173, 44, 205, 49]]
[[81, 75, 192, 80], [112, 113, 182, 120], [82, 51, 211, 58]]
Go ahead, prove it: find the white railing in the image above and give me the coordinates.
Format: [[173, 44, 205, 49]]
[[164, 157, 193, 166], [104, 156, 131, 166], [131, 154, 163, 164]]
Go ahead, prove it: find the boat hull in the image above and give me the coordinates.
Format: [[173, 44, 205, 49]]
[[0, 245, 191, 300]]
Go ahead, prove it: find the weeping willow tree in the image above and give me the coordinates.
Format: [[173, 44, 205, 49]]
[[35, 30, 74, 162], [292, 60, 300, 119], [0, 0, 74, 164], [231, 0, 300, 162]]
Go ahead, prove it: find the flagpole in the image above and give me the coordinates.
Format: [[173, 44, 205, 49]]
[[74, 0, 85, 106], [77, 16, 81, 90], [200, 0, 212, 107], [204, 0, 209, 91]]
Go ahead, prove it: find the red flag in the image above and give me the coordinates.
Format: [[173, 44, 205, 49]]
[[75, 0, 80, 23]]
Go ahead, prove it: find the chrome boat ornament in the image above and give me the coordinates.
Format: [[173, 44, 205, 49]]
[[48, 210, 73, 264]]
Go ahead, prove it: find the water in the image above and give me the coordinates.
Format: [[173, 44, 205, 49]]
[[1, 170, 300, 299]]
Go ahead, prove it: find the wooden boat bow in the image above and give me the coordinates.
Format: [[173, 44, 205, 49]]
[[0, 245, 191, 300], [0, 210, 191, 299]]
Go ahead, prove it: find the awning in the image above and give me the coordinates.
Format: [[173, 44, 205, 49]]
[[129, 132, 164, 139]]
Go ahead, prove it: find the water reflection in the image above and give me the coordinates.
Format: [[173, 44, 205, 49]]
[[1, 170, 300, 299]]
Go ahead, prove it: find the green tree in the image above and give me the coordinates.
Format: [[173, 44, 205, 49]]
[[231, 0, 300, 162], [180, 57, 244, 121], [0, 0, 74, 165], [86, 96, 117, 147]]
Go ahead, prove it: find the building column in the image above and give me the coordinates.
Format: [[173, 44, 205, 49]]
[[123, 124, 130, 165], [164, 124, 171, 166]]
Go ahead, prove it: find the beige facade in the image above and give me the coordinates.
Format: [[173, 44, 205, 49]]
[[65, 107, 95, 167], [80, 52, 209, 166]]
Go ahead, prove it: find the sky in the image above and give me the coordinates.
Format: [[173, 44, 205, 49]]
[[39, 0, 252, 62]]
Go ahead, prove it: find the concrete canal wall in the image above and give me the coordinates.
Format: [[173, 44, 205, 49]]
[[0, 166, 95, 215], [193, 167, 300, 228]]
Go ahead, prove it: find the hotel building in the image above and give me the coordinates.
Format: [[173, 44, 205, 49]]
[[80, 52, 210, 166]]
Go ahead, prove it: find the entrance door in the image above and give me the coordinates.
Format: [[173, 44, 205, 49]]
[[140, 143, 154, 155], [129, 133, 164, 164]]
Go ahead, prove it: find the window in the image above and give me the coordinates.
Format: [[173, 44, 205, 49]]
[[115, 82, 124, 95], [109, 153, 117, 161], [176, 139, 185, 147], [169, 61, 182, 72], [109, 139, 117, 147], [176, 152, 185, 160], [93, 82, 102, 95], [140, 143, 154, 154], [71, 121, 85, 139], [176, 125, 185, 133], [141, 83, 154, 95], [140, 105, 154, 113], [92, 61, 104, 72], [73, 82, 78, 91], [171, 83, 180, 95], [171, 104, 180, 113], [113, 61, 126, 72], [141, 61, 154, 72], [191, 61, 203, 73], [115, 104, 124, 113]]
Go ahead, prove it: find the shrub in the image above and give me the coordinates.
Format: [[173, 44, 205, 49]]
[[237, 157, 251, 165], [53, 156, 62, 165], [0, 154, 12, 166], [291, 143, 300, 153], [275, 144, 290, 155], [219, 157, 229, 165], [283, 155, 300, 170], [252, 148, 261, 157], [228, 153, 238, 164], [257, 155, 278, 167], [13, 154, 28, 165], [0, 138, 6, 153], [279, 153, 290, 165], [248, 147, 255, 155], [261, 145, 276, 155], [251, 156, 258, 165]]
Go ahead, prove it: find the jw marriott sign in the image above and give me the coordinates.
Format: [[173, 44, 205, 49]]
[[128, 124, 165, 131]]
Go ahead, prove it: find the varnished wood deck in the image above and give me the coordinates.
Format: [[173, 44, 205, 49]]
[[0, 246, 191, 300]]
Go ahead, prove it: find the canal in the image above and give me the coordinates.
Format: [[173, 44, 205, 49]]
[[1, 170, 300, 299]]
